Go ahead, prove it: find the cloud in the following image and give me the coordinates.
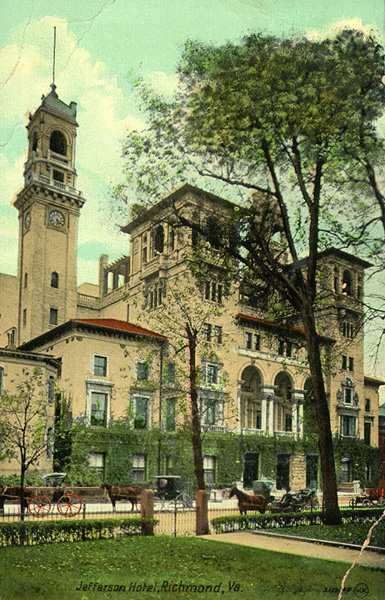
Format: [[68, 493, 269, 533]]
[[0, 16, 143, 280], [307, 18, 382, 41]]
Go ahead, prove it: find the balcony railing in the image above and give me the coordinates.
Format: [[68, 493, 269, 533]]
[[25, 171, 83, 199]]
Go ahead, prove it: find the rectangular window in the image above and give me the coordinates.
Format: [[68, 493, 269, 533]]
[[131, 454, 145, 483], [203, 323, 212, 341], [91, 392, 107, 426], [364, 422, 371, 445], [365, 398, 371, 412], [94, 355, 107, 377], [217, 284, 222, 304], [165, 398, 176, 431], [341, 415, 356, 437], [245, 332, 252, 349], [214, 325, 222, 344], [164, 362, 175, 383], [49, 308, 58, 325], [345, 387, 352, 404], [205, 281, 210, 300], [349, 357, 354, 371], [286, 342, 292, 358], [254, 334, 261, 351], [211, 282, 216, 302], [136, 359, 149, 381], [134, 396, 148, 429], [285, 412, 292, 432], [342, 355, 347, 370], [87, 452, 105, 479], [23, 308, 27, 327], [278, 340, 285, 356], [204, 455, 215, 486], [206, 363, 219, 385]]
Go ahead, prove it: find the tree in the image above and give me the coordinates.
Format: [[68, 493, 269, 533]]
[[135, 254, 232, 493], [0, 368, 53, 519], [116, 29, 385, 525]]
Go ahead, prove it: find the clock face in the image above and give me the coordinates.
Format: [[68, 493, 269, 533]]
[[49, 209, 65, 228], [24, 212, 31, 229]]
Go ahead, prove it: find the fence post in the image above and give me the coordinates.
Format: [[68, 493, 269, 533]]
[[140, 489, 154, 536], [196, 490, 209, 535]]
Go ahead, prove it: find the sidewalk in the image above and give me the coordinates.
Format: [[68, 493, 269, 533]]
[[199, 531, 385, 569]]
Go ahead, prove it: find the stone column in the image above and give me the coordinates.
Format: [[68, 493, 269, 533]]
[[236, 381, 242, 433], [260, 385, 275, 435], [291, 389, 305, 439]]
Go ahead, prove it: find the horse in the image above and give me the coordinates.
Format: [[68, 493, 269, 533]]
[[229, 486, 267, 515], [101, 483, 142, 512], [0, 485, 35, 513]]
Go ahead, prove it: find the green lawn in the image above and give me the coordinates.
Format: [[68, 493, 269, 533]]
[[0, 536, 384, 600]]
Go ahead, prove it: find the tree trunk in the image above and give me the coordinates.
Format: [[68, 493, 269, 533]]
[[186, 323, 206, 491], [20, 465, 26, 522], [302, 305, 341, 525]]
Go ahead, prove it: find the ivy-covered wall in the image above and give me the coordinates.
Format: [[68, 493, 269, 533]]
[[55, 424, 378, 490]]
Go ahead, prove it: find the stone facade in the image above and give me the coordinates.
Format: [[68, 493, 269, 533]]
[[0, 87, 383, 490]]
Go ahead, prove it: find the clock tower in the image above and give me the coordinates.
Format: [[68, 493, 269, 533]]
[[13, 85, 85, 345]]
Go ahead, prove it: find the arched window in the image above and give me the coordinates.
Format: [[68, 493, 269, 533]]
[[274, 372, 293, 432], [50, 130, 67, 156], [32, 132, 38, 152], [342, 270, 353, 296], [240, 366, 262, 429], [154, 225, 164, 254], [51, 272, 59, 288]]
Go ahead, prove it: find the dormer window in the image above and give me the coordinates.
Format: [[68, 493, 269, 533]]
[[50, 130, 67, 156]]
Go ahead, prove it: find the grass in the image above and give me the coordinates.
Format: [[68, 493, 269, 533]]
[[0, 536, 384, 600], [276, 519, 385, 548]]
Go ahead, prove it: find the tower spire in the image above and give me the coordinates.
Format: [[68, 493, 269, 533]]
[[51, 26, 57, 92]]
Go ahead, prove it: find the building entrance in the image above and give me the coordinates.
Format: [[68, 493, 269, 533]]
[[243, 452, 259, 488]]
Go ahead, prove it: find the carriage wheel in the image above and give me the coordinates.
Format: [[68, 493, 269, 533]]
[[57, 493, 82, 517], [28, 495, 51, 518], [153, 496, 167, 512], [175, 492, 193, 509], [304, 499, 319, 511], [362, 499, 370, 507], [349, 498, 356, 508]]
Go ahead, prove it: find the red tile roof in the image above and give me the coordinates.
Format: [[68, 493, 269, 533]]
[[72, 318, 166, 339]]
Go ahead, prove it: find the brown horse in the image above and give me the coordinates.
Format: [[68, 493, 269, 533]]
[[101, 483, 142, 512], [0, 485, 35, 512], [229, 487, 267, 515]]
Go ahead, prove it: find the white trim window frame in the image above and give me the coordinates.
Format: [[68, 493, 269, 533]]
[[86, 381, 111, 427], [132, 393, 152, 429], [93, 354, 108, 377], [135, 358, 150, 381]]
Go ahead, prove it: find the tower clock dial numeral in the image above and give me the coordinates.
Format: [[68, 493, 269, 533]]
[[49, 209, 65, 228]]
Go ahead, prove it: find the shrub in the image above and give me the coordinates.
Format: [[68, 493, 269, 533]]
[[0, 516, 157, 547], [210, 507, 385, 534]]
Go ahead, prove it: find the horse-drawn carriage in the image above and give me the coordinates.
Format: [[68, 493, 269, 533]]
[[269, 488, 319, 512], [153, 475, 193, 511], [0, 474, 143, 517], [0, 473, 83, 517], [349, 487, 385, 508]]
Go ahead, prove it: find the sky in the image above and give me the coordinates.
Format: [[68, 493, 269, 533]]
[[1, 0, 384, 376]]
